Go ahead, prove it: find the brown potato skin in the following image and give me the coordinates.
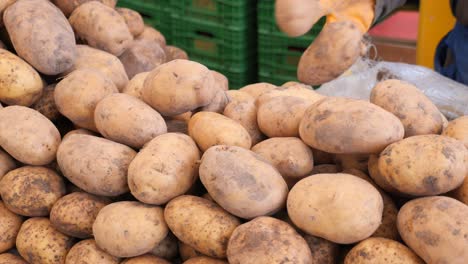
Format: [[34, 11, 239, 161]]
[[123, 72, 150, 100], [211, 71, 229, 91], [0, 149, 16, 180], [4, 0, 76, 75], [256, 83, 325, 106], [53, 0, 117, 17], [119, 39, 166, 79], [62, 128, 97, 141], [442, 115, 468, 148], [93, 201, 168, 258], [299, 97, 404, 154], [311, 148, 335, 165], [50, 192, 110, 238], [95, 93, 167, 148], [16, 218, 74, 264], [226, 90, 254, 103], [397, 196, 468, 264], [150, 232, 179, 260], [0, 201, 22, 253], [288, 173, 383, 244], [0, 253, 28, 264], [184, 256, 228, 264], [378, 135, 467, 196], [200, 145, 288, 219], [66, 239, 120, 264], [189, 112, 252, 152], [128, 133, 200, 205], [179, 241, 205, 261], [122, 254, 171, 264], [368, 154, 401, 195], [0, 106, 61, 165], [335, 154, 369, 173], [136, 26, 166, 46], [345, 237, 424, 264], [200, 89, 230, 113], [165, 195, 241, 258], [166, 119, 189, 134], [227, 217, 312, 264], [0, 0, 16, 27], [370, 79, 443, 137], [239, 83, 276, 99], [303, 235, 339, 264], [69, 2, 133, 56], [32, 84, 60, 121], [165, 45, 188, 61], [451, 177, 468, 205], [309, 164, 340, 175], [57, 134, 136, 196], [116, 7, 145, 37]]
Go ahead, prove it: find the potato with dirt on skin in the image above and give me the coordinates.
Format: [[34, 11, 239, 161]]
[[119, 39, 167, 79], [93, 201, 168, 258], [55, 69, 118, 131], [397, 196, 468, 264], [256, 82, 325, 106], [227, 216, 312, 264], [344, 237, 424, 264], [200, 89, 230, 113], [0, 49, 43, 106], [300, 97, 404, 154], [0, 201, 22, 253], [303, 235, 339, 264], [66, 239, 120, 264], [442, 115, 468, 147], [53, 0, 116, 17], [189, 112, 252, 151], [166, 119, 189, 134], [151, 232, 179, 260], [165, 195, 241, 258], [288, 173, 383, 244], [0, 253, 27, 264], [32, 84, 60, 121], [200, 145, 288, 219], [239, 83, 276, 99], [123, 72, 150, 100], [165, 45, 188, 61], [184, 257, 228, 264], [179, 241, 205, 261], [95, 93, 167, 148], [122, 254, 171, 264], [137, 26, 166, 47], [62, 128, 97, 141], [128, 133, 200, 205], [57, 134, 136, 196], [378, 135, 467, 196], [0, 149, 15, 180], [368, 154, 401, 195], [116, 7, 145, 37], [16, 217, 74, 264]]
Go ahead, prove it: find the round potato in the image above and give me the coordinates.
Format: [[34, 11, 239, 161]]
[[50, 192, 110, 238], [69, 1, 133, 56], [143, 60, 217, 116], [93, 201, 168, 258], [0, 253, 28, 264], [179, 241, 204, 261], [200, 89, 230, 113], [442, 115, 468, 148], [116, 7, 144, 37], [53, 0, 117, 17], [288, 173, 383, 244], [256, 83, 325, 106], [136, 26, 166, 47], [211, 71, 229, 91], [303, 235, 339, 264], [122, 254, 170, 264], [0, 166, 65, 217], [371, 79, 443, 137], [66, 239, 120, 264], [200, 145, 288, 219], [16, 218, 74, 264], [119, 39, 166, 79], [344, 237, 424, 264], [4, 0, 76, 75], [397, 196, 468, 264], [189, 112, 252, 152], [227, 216, 312, 264], [95, 93, 167, 148], [0, 201, 22, 253], [150, 232, 179, 260], [165, 195, 241, 258], [57, 134, 136, 196], [239, 83, 276, 99], [128, 133, 200, 205], [378, 135, 467, 196], [299, 97, 405, 154], [0, 149, 15, 180], [165, 45, 188, 61], [55, 69, 118, 131], [32, 84, 60, 121], [184, 257, 228, 264], [123, 72, 150, 100]]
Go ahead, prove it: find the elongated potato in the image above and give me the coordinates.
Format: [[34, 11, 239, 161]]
[[0, 149, 15, 180], [123, 72, 150, 100], [151, 232, 179, 260], [397, 196, 468, 264], [119, 39, 166, 79], [116, 7, 144, 37], [57, 134, 136, 196], [0, 106, 60, 165], [442, 115, 468, 147], [189, 112, 252, 151], [4, 0, 76, 75], [128, 133, 200, 205], [0, 49, 43, 106], [53, 0, 117, 17], [239, 83, 276, 99], [184, 257, 228, 264], [69, 1, 133, 56], [122, 254, 170, 264], [0, 253, 27, 264], [136, 26, 166, 47], [165, 45, 188, 61], [32, 84, 60, 121], [0, 201, 22, 253], [299, 97, 404, 154], [200, 145, 288, 219], [66, 239, 120, 264]]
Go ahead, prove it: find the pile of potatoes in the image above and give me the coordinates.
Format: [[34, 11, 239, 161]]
[[1, 0, 468, 264]]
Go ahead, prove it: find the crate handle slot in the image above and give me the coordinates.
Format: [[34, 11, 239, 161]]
[[196, 31, 215, 38], [287, 46, 307, 53]]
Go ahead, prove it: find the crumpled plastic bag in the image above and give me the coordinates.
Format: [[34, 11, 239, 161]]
[[316, 58, 468, 119]]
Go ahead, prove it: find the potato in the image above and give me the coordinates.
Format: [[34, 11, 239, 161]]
[[165, 195, 241, 258], [311, 148, 335, 165], [66, 239, 120, 264], [179, 241, 204, 261], [53, 0, 116, 17], [32, 84, 60, 121], [252, 137, 314, 185], [256, 83, 325, 106], [171, 111, 193, 122], [257, 96, 310, 137], [368, 154, 401, 195], [95, 93, 167, 148], [62, 128, 96, 141], [93, 201, 168, 258], [0, 253, 27, 264], [378, 135, 467, 196], [303, 235, 339, 264], [0, 201, 22, 253], [397, 196, 468, 264], [288, 173, 383, 244], [210, 71, 228, 91], [451, 177, 468, 205], [189, 112, 252, 151], [50, 192, 110, 238], [57, 134, 136, 196], [150, 232, 179, 260], [55, 69, 118, 131], [16, 218, 73, 264], [335, 154, 369, 173], [370, 79, 444, 137], [119, 39, 166, 79], [344, 237, 424, 264], [128, 133, 199, 205], [4, 0, 76, 75], [143, 60, 217, 116], [136, 26, 166, 47], [442, 115, 468, 147], [239, 83, 276, 99], [200, 145, 288, 219], [0, 149, 15, 180], [122, 254, 170, 264], [166, 120, 189, 134], [200, 90, 230, 113], [0, 0, 16, 27], [299, 97, 404, 154], [116, 7, 145, 37], [309, 164, 340, 175], [226, 90, 254, 102], [123, 72, 150, 100], [69, 1, 133, 56], [184, 257, 228, 264], [165, 45, 188, 61], [0, 49, 43, 106], [227, 216, 312, 264], [63, 45, 129, 91]]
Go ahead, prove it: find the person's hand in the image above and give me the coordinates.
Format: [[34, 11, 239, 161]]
[[275, 0, 375, 85]]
